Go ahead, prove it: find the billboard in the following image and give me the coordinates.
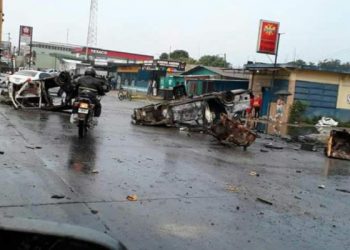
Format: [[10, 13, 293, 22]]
[[257, 20, 279, 55], [18, 25, 33, 57]]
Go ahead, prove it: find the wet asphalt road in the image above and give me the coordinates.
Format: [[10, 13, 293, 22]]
[[0, 92, 350, 250]]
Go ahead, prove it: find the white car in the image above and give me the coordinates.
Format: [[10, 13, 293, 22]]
[[8, 70, 52, 85], [7, 70, 53, 109], [44, 69, 59, 77]]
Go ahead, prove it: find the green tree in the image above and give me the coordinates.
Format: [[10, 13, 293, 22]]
[[291, 59, 307, 66], [289, 101, 308, 123], [198, 55, 229, 67], [169, 50, 189, 60], [318, 59, 342, 70], [159, 53, 169, 60]]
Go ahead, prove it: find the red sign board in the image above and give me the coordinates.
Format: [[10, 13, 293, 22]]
[[257, 20, 279, 55], [20, 25, 33, 37]]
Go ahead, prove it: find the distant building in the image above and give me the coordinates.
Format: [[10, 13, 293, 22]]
[[71, 47, 153, 65], [31, 41, 81, 70], [16, 41, 154, 71], [245, 62, 350, 122], [181, 65, 250, 96]]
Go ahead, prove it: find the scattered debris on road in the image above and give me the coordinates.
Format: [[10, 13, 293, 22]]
[[90, 209, 99, 214], [294, 196, 302, 200], [260, 149, 269, 153], [25, 146, 42, 150], [226, 185, 239, 193], [256, 198, 273, 205], [51, 194, 65, 199], [300, 143, 316, 152], [335, 188, 350, 194], [264, 143, 284, 150], [0, 151, 4, 155], [316, 117, 338, 127], [91, 169, 99, 174], [249, 171, 260, 177], [127, 194, 138, 201], [326, 130, 350, 160], [318, 185, 326, 189]]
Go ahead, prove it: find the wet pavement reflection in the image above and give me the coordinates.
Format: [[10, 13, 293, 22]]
[[324, 158, 350, 177], [68, 136, 97, 174]]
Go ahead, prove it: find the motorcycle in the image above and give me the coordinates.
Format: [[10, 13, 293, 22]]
[[117, 87, 132, 101], [70, 90, 100, 138]]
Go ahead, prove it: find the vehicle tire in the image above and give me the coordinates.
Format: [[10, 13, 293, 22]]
[[78, 120, 86, 138], [118, 92, 124, 101]]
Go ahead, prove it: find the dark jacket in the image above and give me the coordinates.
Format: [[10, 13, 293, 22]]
[[76, 75, 105, 96]]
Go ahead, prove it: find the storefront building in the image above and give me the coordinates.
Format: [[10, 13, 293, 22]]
[[245, 63, 350, 122]]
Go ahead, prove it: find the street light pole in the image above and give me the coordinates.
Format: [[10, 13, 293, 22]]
[[0, 0, 3, 42], [267, 32, 283, 119]]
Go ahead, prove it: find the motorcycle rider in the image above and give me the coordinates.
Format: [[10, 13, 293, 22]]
[[75, 67, 105, 117]]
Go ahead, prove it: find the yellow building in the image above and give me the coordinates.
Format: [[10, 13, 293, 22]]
[[245, 63, 350, 123]]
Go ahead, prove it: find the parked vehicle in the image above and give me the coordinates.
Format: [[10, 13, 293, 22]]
[[8, 70, 51, 84], [44, 68, 59, 77]]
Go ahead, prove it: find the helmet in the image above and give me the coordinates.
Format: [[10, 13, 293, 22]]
[[84, 67, 96, 77]]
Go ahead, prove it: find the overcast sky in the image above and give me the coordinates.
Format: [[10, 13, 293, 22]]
[[4, 0, 350, 66]]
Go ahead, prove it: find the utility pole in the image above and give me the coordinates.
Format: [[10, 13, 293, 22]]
[[0, 0, 3, 42]]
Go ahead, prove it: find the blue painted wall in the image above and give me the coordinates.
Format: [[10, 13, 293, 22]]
[[294, 80, 350, 122]]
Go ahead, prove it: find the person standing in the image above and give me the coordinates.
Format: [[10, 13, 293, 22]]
[[253, 94, 262, 118], [246, 93, 254, 119], [275, 97, 285, 121], [273, 97, 285, 136], [152, 80, 157, 96], [147, 80, 152, 96]]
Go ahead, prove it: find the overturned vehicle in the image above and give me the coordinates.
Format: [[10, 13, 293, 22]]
[[132, 89, 257, 149], [4, 70, 109, 112]]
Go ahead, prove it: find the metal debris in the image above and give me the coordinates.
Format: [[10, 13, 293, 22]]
[[264, 143, 284, 150], [256, 198, 273, 205], [132, 90, 257, 149], [318, 185, 326, 189], [301, 143, 316, 152], [210, 114, 257, 149], [51, 194, 65, 199], [335, 188, 350, 194]]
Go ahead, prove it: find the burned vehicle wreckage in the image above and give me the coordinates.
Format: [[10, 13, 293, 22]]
[[132, 88, 257, 149], [4, 71, 109, 112]]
